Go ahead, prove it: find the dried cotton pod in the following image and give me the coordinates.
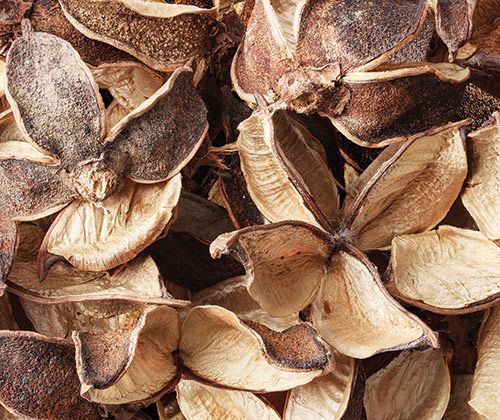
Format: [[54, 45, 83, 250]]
[[1, 27, 208, 272]]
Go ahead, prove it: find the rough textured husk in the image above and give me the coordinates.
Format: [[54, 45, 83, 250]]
[[104, 67, 208, 183], [5, 29, 105, 169], [0, 331, 100, 419], [59, 0, 217, 71]]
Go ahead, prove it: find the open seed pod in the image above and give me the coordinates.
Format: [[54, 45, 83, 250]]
[[179, 305, 332, 392], [232, 0, 471, 146], [0, 331, 100, 419], [73, 305, 181, 405], [2, 27, 208, 272], [363, 348, 451, 420], [58, 0, 217, 71], [176, 379, 280, 419], [211, 119, 470, 357], [469, 307, 500, 419], [0, 219, 16, 293]]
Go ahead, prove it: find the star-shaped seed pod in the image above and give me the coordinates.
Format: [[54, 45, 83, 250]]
[[232, 0, 473, 147], [210, 108, 471, 358], [57, 0, 218, 72], [0, 25, 208, 273], [386, 113, 500, 314]]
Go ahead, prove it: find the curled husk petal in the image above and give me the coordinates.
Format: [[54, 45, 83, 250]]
[[364, 348, 451, 420], [388, 226, 500, 314], [45, 176, 182, 271], [344, 120, 469, 250], [330, 64, 470, 147], [0, 331, 100, 419], [210, 222, 331, 317], [104, 67, 208, 183], [461, 112, 500, 241], [5, 29, 105, 169], [237, 109, 339, 227], [177, 379, 280, 419], [179, 305, 332, 392], [284, 349, 356, 420], [74, 305, 181, 405], [469, 307, 500, 418], [59, 0, 217, 71], [310, 245, 438, 358]]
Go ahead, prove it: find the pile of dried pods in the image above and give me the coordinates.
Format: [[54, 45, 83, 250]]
[[0, 0, 499, 419]]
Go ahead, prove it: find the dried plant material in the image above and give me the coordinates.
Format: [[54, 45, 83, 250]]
[[105, 99, 129, 133], [238, 109, 339, 227], [91, 61, 164, 112], [444, 374, 484, 420], [9, 224, 184, 305], [0, 331, 99, 419], [344, 121, 468, 250], [433, 0, 476, 59], [5, 28, 105, 169], [45, 176, 181, 272], [0, 0, 31, 25], [180, 305, 331, 392], [59, 0, 217, 71], [211, 223, 330, 317], [30, 0, 136, 66], [469, 307, 500, 418], [331, 64, 470, 147], [104, 68, 208, 183], [3, 29, 207, 272], [169, 191, 235, 243], [296, 0, 428, 72], [0, 159, 75, 220], [0, 293, 17, 329], [193, 275, 299, 331], [284, 350, 355, 420], [310, 248, 436, 358], [0, 219, 16, 290], [0, 139, 60, 164], [461, 112, 500, 241], [217, 153, 265, 228], [364, 349, 451, 420], [388, 226, 500, 314], [74, 305, 181, 405], [177, 379, 280, 419], [458, 0, 499, 74]]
